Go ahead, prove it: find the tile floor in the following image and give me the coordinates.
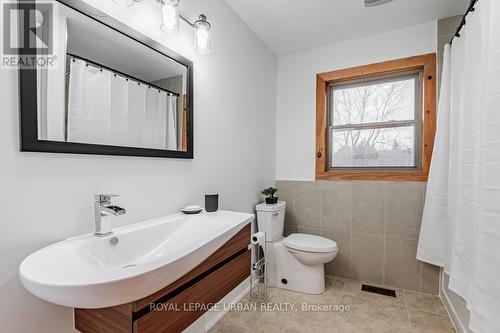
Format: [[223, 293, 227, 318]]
[[209, 277, 456, 333]]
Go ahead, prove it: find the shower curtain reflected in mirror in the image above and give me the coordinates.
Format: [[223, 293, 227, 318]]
[[67, 59, 179, 150]]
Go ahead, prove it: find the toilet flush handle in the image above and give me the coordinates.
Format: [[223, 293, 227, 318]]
[[272, 211, 279, 216]]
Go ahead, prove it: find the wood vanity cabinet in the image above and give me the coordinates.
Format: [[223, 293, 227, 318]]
[[74, 225, 251, 333]]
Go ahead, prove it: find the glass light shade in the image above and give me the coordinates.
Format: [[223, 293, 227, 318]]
[[194, 15, 211, 55], [112, 0, 135, 7], [160, 0, 179, 35]]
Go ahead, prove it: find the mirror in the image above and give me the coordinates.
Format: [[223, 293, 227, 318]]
[[20, 1, 193, 158]]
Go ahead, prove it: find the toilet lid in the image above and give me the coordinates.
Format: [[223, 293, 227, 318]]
[[256, 201, 286, 212], [284, 233, 337, 253]]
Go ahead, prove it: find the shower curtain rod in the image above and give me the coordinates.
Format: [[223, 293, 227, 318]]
[[450, 0, 479, 45], [67, 53, 181, 97]]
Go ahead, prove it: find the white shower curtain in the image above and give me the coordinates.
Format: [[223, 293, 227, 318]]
[[67, 58, 178, 150], [166, 94, 178, 151], [67, 60, 112, 144], [417, 1, 500, 332]]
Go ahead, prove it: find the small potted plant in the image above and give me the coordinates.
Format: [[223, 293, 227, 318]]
[[261, 186, 278, 204]]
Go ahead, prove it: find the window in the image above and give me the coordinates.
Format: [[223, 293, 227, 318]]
[[316, 54, 436, 181], [329, 71, 422, 170]]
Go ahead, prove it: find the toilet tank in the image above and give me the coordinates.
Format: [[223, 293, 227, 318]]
[[256, 201, 286, 242]]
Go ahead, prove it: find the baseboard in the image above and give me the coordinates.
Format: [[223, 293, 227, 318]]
[[182, 278, 251, 333], [440, 270, 469, 333]]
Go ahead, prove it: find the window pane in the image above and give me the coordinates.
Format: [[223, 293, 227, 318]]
[[330, 126, 415, 167], [332, 77, 416, 126]]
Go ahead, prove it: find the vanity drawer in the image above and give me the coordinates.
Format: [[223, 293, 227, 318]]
[[134, 249, 251, 333], [75, 304, 133, 333]]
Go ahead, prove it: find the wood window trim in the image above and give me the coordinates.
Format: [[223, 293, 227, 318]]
[[316, 53, 436, 182]]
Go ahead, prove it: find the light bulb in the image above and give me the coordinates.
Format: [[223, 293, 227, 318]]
[[160, 0, 179, 35], [196, 27, 209, 50], [194, 14, 211, 55]]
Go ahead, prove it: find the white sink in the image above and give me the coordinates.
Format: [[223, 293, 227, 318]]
[[19, 210, 254, 309]]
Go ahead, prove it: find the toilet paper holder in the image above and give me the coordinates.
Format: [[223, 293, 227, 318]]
[[249, 232, 268, 303]]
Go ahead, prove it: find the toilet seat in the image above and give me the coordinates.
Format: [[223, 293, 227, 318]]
[[284, 233, 337, 253]]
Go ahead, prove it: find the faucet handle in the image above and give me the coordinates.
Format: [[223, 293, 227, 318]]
[[95, 194, 119, 203]]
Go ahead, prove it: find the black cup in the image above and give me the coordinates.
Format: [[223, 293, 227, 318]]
[[205, 194, 219, 212]]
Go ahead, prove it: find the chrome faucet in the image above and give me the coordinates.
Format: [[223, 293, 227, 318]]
[[94, 194, 126, 236]]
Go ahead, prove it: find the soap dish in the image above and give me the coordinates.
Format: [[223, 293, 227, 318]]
[[181, 205, 203, 215]]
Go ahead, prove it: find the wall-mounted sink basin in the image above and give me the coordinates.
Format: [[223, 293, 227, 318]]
[[19, 211, 254, 309]]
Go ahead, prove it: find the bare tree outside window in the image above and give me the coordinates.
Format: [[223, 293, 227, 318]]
[[329, 72, 422, 169]]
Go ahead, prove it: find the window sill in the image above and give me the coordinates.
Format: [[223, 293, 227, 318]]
[[315, 170, 428, 181]]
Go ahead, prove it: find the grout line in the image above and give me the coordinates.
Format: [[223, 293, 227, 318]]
[[383, 234, 420, 241], [292, 181, 296, 228], [349, 218, 353, 278], [403, 290, 413, 331], [404, 288, 451, 318], [419, 260, 423, 293], [319, 184, 325, 232], [349, 187, 353, 279], [382, 183, 387, 285]]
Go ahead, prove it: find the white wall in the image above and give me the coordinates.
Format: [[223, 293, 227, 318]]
[[0, 0, 276, 332], [276, 21, 437, 180]]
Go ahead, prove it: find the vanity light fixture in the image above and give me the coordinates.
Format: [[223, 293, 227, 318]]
[[111, 0, 211, 54], [168, 3, 212, 55], [193, 14, 211, 55], [160, 0, 180, 34]]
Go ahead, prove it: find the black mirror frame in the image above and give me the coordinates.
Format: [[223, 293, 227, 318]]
[[19, 0, 194, 159]]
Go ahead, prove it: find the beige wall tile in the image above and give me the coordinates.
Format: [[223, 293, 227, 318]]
[[294, 182, 322, 228], [321, 182, 352, 229], [321, 215, 351, 231], [295, 216, 321, 229], [276, 180, 296, 226], [297, 226, 321, 236], [322, 227, 351, 278], [284, 224, 297, 237], [275, 180, 433, 294], [351, 233, 384, 284], [385, 182, 424, 240], [420, 263, 440, 295], [352, 182, 386, 236], [384, 238, 421, 291]]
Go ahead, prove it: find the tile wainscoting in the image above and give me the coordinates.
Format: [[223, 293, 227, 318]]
[[275, 180, 440, 295]]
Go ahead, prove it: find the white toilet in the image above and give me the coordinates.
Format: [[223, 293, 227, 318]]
[[256, 201, 338, 294]]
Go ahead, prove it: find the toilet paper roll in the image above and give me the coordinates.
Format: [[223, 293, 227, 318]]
[[251, 232, 265, 245]]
